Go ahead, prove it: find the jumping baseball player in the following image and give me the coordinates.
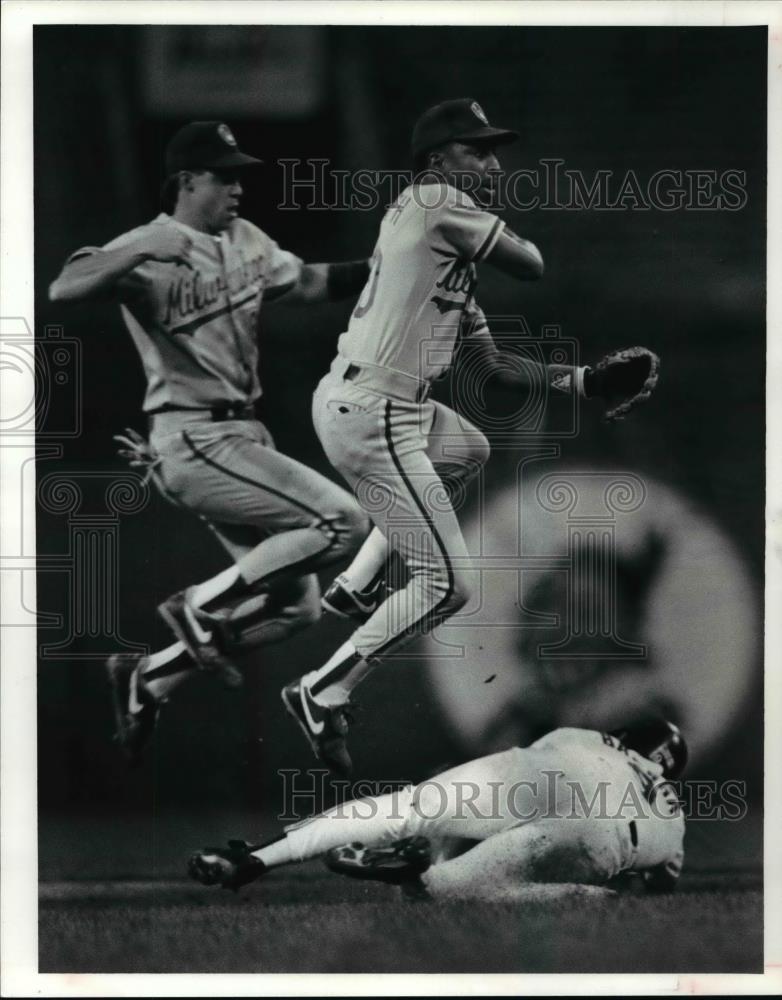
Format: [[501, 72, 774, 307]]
[[189, 719, 687, 900], [49, 121, 371, 763], [281, 98, 660, 775]]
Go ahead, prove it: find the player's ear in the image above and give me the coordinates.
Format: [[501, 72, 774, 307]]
[[428, 149, 445, 171], [180, 170, 197, 193]]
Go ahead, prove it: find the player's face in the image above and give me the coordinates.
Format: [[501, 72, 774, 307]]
[[436, 141, 501, 206], [188, 169, 244, 233]]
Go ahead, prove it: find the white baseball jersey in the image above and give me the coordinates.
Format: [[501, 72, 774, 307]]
[[529, 727, 685, 876], [69, 214, 303, 413], [284, 727, 684, 893], [337, 180, 505, 382]]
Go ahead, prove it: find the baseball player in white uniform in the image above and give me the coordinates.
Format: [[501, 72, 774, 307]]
[[49, 122, 371, 763], [281, 99, 660, 775], [189, 720, 687, 900]]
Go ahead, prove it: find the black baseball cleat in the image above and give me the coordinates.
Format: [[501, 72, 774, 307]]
[[325, 836, 432, 886], [281, 680, 354, 777], [188, 839, 266, 892], [321, 573, 388, 623], [158, 587, 243, 689], [106, 653, 161, 766]]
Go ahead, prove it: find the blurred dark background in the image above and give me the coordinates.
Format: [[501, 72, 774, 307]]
[[34, 26, 765, 876]]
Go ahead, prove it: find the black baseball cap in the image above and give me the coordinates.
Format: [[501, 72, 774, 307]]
[[164, 122, 263, 175], [411, 99, 518, 159]]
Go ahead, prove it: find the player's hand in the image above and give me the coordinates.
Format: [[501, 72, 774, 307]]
[[137, 228, 194, 268], [583, 346, 660, 422]]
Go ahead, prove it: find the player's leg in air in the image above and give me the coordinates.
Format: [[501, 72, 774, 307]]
[[107, 416, 367, 764], [282, 395, 490, 775], [321, 401, 489, 622]]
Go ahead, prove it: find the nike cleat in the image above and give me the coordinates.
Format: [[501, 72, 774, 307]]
[[158, 587, 242, 689], [321, 573, 388, 623], [325, 836, 432, 885], [281, 680, 354, 777], [188, 839, 266, 892], [106, 653, 161, 766]]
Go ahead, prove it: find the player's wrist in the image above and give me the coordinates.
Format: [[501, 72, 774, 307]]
[[326, 260, 371, 301], [580, 366, 595, 398]]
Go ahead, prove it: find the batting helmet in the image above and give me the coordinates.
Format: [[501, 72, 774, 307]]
[[610, 720, 688, 779]]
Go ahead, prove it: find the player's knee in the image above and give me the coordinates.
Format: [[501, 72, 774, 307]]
[[326, 499, 369, 556], [415, 563, 472, 615], [444, 566, 473, 613], [290, 598, 322, 632], [524, 826, 612, 885], [464, 431, 490, 473]]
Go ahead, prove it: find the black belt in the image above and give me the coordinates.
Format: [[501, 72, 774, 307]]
[[343, 363, 431, 403], [149, 404, 257, 422]]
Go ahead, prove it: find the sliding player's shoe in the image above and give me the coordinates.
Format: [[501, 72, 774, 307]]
[[158, 587, 242, 689], [281, 680, 354, 777], [106, 653, 161, 767], [188, 839, 266, 892], [325, 836, 432, 885]]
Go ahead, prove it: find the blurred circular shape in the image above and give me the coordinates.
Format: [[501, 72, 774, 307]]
[[354, 474, 396, 514], [420, 469, 759, 770], [0, 346, 49, 429]]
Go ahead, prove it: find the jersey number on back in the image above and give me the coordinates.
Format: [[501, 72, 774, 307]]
[[352, 250, 383, 320]]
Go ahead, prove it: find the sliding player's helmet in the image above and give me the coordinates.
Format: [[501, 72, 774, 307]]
[[610, 720, 688, 778]]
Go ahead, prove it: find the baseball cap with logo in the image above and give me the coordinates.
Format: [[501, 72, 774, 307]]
[[411, 98, 518, 160], [164, 122, 264, 175]]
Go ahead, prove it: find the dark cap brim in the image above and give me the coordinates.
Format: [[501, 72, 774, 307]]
[[451, 126, 519, 146], [208, 150, 264, 169]]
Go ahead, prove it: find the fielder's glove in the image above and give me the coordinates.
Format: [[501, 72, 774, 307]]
[[584, 346, 660, 422]]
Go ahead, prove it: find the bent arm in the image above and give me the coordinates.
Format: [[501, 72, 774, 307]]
[[49, 245, 148, 303], [484, 225, 544, 280]]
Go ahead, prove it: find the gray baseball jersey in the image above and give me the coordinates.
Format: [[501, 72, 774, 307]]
[[69, 213, 303, 412], [64, 213, 365, 650]]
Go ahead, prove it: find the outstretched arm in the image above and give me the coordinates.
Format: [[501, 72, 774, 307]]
[[274, 260, 370, 305], [460, 320, 660, 421], [459, 320, 589, 398], [49, 228, 194, 302]]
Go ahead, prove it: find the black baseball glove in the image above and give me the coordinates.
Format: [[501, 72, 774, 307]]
[[584, 346, 660, 422]]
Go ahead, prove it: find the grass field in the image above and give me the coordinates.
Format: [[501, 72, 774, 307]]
[[39, 815, 763, 974], [39, 872, 762, 974]]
